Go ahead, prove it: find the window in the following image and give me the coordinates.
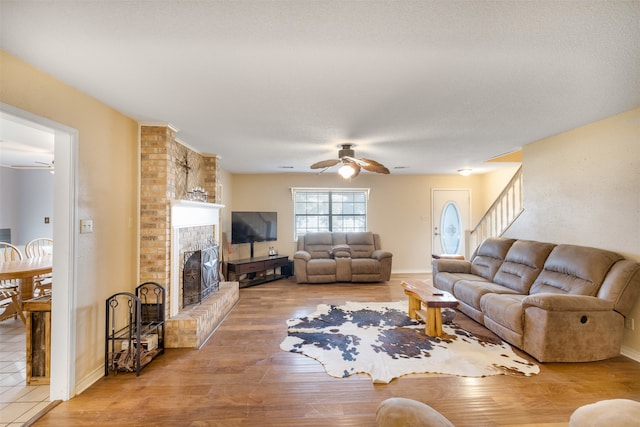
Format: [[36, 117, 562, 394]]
[[292, 188, 369, 239]]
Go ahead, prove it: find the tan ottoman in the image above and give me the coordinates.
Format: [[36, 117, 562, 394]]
[[569, 399, 640, 426], [376, 397, 454, 427]]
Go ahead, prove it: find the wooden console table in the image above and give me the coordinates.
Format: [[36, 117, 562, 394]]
[[226, 255, 290, 288], [24, 295, 52, 385]]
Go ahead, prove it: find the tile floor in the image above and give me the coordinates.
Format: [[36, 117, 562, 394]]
[[0, 317, 50, 426]]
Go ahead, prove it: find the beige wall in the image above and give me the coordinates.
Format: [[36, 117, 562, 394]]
[[505, 108, 640, 355], [1, 50, 139, 386], [479, 165, 521, 209], [10, 45, 637, 388], [217, 167, 234, 252], [227, 171, 510, 272]]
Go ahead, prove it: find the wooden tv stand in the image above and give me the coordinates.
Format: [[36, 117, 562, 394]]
[[226, 255, 290, 288]]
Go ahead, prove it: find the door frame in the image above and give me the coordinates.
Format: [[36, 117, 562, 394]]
[[431, 188, 472, 259], [1, 102, 78, 400]]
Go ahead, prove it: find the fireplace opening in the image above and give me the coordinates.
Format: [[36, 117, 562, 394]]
[[182, 245, 220, 307]]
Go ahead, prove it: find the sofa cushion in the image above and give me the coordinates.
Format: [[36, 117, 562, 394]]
[[469, 237, 516, 280], [434, 272, 488, 294], [530, 244, 624, 296], [352, 258, 381, 275], [303, 233, 333, 259], [493, 240, 556, 293], [454, 280, 520, 311], [306, 258, 337, 276], [346, 232, 376, 258], [481, 293, 527, 335]]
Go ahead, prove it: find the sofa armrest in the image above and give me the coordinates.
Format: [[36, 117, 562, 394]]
[[333, 251, 352, 258], [371, 250, 392, 261], [293, 250, 311, 262], [522, 294, 614, 312], [432, 259, 471, 275]]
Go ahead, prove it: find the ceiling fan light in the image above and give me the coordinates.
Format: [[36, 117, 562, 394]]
[[339, 164, 356, 179]]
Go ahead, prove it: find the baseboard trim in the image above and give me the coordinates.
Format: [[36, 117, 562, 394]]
[[75, 366, 104, 396], [620, 345, 640, 362], [391, 269, 431, 274]]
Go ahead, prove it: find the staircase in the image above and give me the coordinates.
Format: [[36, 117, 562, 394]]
[[468, 166, 523, 254]]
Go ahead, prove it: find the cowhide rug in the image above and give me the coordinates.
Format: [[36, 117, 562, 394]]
[[280, 301, 539, 383]]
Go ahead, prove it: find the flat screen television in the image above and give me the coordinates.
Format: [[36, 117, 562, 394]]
[[231, 211, 278, 245]]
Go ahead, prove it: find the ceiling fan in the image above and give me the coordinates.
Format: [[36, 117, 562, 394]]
[[10, 160, 55, 171], [310, 144, 390, 179]]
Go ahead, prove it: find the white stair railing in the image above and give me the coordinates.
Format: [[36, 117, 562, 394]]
[[468, 166, 523, 255]]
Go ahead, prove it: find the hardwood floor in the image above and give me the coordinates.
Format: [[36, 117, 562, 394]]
[[33, 274, 640, 426]]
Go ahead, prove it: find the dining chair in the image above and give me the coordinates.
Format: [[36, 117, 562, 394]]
[[0, 242, 23, 292], [25, 237, 53, 257], [0, 289, 26, 323], [0, 242, 23, 262], [25, 238, 53, 296], [0, 243, 27, 322]]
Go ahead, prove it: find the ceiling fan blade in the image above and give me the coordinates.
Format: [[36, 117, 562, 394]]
[[10, 165, 52, 169], [356, 158, 390, 174], [351, 163, 361, 178], [310, 159, 340, 169]]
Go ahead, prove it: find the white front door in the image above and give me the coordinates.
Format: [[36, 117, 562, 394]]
[[432, 189, 471, 257]]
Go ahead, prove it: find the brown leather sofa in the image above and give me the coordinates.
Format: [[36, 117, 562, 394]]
[[293, 231, 392, 283], [432, 237, 640, 362]]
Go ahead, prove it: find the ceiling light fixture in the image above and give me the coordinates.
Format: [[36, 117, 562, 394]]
[[457, 169, 472, 176], [339, 164, 356, 179]]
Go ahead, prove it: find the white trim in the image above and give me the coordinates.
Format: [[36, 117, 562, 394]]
[[136, 126, 141, 300], [1, 102, 78, 401], [169, 201, 224, 316], [74, 366, 103, 395], [50, 128, 78, 401], [170, 200, 224, 228], [621, 345, 640, 363], [290, 187, 371, 200], [138, 121, 179, 133]]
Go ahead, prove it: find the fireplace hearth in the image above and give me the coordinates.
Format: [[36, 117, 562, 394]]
[[182, 245, 220, 307]]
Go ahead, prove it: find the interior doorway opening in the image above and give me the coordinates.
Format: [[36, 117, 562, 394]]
[[0, 102, 78, 401]]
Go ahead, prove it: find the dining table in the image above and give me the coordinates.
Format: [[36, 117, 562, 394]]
[[0, 255, 53, 304]]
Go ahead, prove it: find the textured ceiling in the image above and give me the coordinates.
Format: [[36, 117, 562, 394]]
[[1, 1, 639, 175]]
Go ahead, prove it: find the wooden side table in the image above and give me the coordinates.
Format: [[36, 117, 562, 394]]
[[24, 294, 51, 385]]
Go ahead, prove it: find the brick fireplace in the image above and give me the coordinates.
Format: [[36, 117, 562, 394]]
[[139, 124, 239, 348]]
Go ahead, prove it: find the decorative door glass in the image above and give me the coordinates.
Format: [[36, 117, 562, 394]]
[[440, 202, 461, 254]]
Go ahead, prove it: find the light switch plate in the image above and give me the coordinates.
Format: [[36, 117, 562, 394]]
[[80, 219, 93, 233]]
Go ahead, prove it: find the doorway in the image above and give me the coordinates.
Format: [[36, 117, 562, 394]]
[[0, 103, 77, 401], [431, 189, 471, 258]]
